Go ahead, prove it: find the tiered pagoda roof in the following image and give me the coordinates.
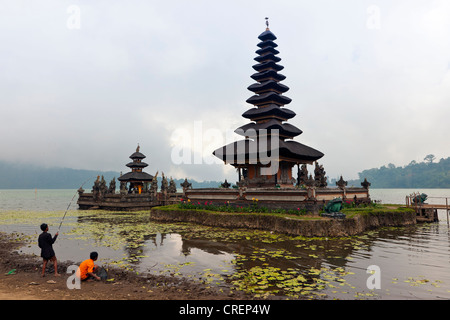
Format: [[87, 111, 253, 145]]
[[118, 145, 153, 182], [213, 21, 323, 170]]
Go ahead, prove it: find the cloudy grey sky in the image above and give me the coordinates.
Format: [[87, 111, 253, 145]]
[[1, 0, 450, 183]]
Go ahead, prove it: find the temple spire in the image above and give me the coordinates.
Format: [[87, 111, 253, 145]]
[[212, 22, 324, 188]]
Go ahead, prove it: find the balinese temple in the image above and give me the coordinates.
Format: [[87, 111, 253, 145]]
[[213, 19, 324, 187], [118, 144, 153, 194]]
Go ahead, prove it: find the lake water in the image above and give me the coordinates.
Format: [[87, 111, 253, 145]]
[[1, 188, 450, 300]]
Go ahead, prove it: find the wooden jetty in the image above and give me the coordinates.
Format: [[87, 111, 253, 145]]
[[406, 193, 450, 223]]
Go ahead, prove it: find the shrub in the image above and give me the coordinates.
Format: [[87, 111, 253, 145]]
[[177, 199, 308, 216]]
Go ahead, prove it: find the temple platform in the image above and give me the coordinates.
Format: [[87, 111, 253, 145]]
[[77, 186, 370, 213], [185, 187, 370, 214], [77, 192, 182, 211]]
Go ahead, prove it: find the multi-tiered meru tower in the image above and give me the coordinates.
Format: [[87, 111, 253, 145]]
[[213, 19, 324, 188]]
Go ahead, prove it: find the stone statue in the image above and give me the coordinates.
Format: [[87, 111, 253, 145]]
[[120, 181, 127, 195], [236, 178, 248, 188], [297, 164, 308, 186], [322, 198, 346, 219], [142, 181, 148, 193], [221, 179, 231, 189], [108, 177, 116, 194], [180, 178, 192, 192], [150, 171, 159, 195], [92, 175, 100, 193], [314, 162, 327, 188], [168, 177, 177, 194], [92, 176, 100, 201], [412, 193, 428, 204], [99, 175, 108, 200], [161, 172, 168, 193], [304, 174, 316, 188]]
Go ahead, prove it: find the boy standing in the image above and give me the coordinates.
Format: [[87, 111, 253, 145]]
[[38, 223, 60, 277]]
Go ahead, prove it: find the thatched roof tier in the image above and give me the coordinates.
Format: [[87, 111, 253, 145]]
[[213, 138, 324, 165], [118, 171, 153, 182], [125, 161, 148, 168], [235, 119, 302, 139], [242, 105, 296, 121]]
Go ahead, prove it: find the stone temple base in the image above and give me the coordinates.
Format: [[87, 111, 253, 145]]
[[185, 187, 370, 214]]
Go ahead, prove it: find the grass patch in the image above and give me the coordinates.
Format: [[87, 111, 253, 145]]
[[153, 202, 321, 220], [155, 201, 414, 221], [341, 205, 414, 218]]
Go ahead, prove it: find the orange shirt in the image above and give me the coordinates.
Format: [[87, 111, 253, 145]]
[[77, 259, 95, 280]]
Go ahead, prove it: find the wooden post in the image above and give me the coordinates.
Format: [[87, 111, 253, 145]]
[[446, 197, 449, 226]]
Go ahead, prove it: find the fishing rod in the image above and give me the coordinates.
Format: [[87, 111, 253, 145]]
[[57, 177, 96, 233]]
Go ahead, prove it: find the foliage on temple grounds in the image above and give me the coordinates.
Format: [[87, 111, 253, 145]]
[[175, 198, 411, 219], [177, 198, 309, 216]]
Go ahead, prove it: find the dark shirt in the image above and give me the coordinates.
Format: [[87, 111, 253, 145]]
[[38, 232, 58, 260]]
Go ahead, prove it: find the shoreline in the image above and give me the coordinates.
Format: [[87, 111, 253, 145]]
[[0, 232, 245, 300]]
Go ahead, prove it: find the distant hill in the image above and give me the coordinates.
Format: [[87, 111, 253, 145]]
[[0, 161, 119, 189], [0, 160, 222, 189], [4, 156, 445, 190], [351, 156, 450, 188]]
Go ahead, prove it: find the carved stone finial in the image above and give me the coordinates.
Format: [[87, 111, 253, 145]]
[[336, 176, 348, 189], [221, 179, 231, 189], [361, 178, 371, 189]]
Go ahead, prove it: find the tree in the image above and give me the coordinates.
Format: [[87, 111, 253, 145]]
[[355, 156, 450, 188], [424, 154, 436, 164], [407, 160, 417, 166]]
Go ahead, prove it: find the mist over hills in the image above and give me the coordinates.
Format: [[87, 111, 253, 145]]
[[0, 161, 118, 189], [1, 156, 449, 189], [0, 160, 221, 190]]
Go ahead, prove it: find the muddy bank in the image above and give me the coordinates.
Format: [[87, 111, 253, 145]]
[[0, 232, 245, 300], [150, 207, 417, 237]]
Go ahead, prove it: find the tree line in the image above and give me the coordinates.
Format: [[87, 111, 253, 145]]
[[2, 155, 449, 189], [353, 155, 450, 188]]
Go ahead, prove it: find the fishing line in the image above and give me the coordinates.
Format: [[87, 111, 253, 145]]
[[57, 176, 96, 233]]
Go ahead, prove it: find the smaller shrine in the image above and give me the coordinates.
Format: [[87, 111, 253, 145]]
[[118, 144, 153, 194], [77, 145, 182, 211]]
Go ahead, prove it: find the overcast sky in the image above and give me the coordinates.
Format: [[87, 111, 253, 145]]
[[1, 0, 450, 183]]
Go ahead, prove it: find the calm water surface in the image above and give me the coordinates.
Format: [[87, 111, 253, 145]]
[[0, 188, 449, 299]]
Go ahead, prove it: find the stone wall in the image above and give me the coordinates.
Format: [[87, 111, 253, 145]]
[[186, 187, 369, 202], [77, 192, 182, 211], [149, 207, 416, 237], [184, 187, 370, 214]]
